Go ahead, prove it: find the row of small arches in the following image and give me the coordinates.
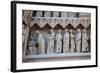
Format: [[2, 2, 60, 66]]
[[30, 23, 91, 30]]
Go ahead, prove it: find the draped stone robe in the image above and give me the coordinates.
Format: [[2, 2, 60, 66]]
[[27, 33, 37, 55], [82, 32, 88, 52], [55, 32, 62, 53], [63, 32, 69, 53], [37, 33, 45, 54], [22, 24, 26, 47], [70, 33, 75, 52], [47, 32, 55, 54], [75, 32, 81, 52], [28, 45, 37, 55]]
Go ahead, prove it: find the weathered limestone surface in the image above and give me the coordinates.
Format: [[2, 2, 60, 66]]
[[47, 29, 55, 54], [75, 29, 82, 52], [70, 30, 75, 52], [22, 10, 33, 57], [63, 29, 69, 53], [55, 30, 63, 53], [82, 29, 89, 52], [22, 11, 91, 58]]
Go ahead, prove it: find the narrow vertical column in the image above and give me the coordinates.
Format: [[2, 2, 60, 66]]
[[67, 12, 76, 18], [23, 26, 29, 56], [36, 11, 42, 17], [23, 10, 29, 18], [23, 10, 33, 57], [53, 11, 59, 17], [61, 12, 67, 18], [44, 11, 50, 17]]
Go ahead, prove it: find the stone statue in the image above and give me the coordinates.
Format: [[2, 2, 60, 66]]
[[70, 30, 75, 52], [55, 30, 62, 53], [22, 24, 26, 47], [37, 31, 45, 54], [47, 29, 55, 54], [63, 29, 69, 53], [28, 46, 37, 55], [27, 33, 37, 55], [75, 29, 81, 52], [28, 46, 33, 55], [82, 29, 88, 52]]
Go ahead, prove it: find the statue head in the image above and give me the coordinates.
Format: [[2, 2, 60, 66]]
[[50, 29, 54, 32], [70, 29, 73, 33], [58, 29, 61, 33], [36, 30, 39, 34], [65, 29, 68, 32], [83, 29, 86, 33], [77, 29, 81, 32]]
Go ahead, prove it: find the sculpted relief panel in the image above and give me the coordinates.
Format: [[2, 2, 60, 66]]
[[22, 10, 91, 62]]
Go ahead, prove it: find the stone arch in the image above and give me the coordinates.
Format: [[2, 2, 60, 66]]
[[54, 24, 63, 30], [30, 23, 40, 31], [43, 23, 51, 29], [76, 24, 84, 29], [66, 23, 74, 30]]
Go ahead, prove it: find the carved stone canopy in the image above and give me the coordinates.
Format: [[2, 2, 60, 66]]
[[30, 17, 91, 28]]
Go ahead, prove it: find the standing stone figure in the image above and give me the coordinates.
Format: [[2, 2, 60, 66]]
[[47, 29, 55, 54], [27, 33, 33, 54], [75, 29, 82, 52], [22, 24, 26, 47], [27, 33, 37, 55], [82, 29, 88, 52], [63, 29, 69, 53], [37, 31, 45, 54], [28, 46, 37, 55], [28, 46, 33, 55], [55, 30, 62, 53], [70, 30, 75, 52]]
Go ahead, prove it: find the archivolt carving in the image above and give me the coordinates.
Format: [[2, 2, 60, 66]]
[[29, 17, 91, 28]]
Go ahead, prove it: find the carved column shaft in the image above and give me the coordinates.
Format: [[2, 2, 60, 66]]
[[53, 12, 59, 17], [44, 11, 50, 17], [23, 10, 33, 57], [61, 12, 67, 18], [36, 11, 42, 17]]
